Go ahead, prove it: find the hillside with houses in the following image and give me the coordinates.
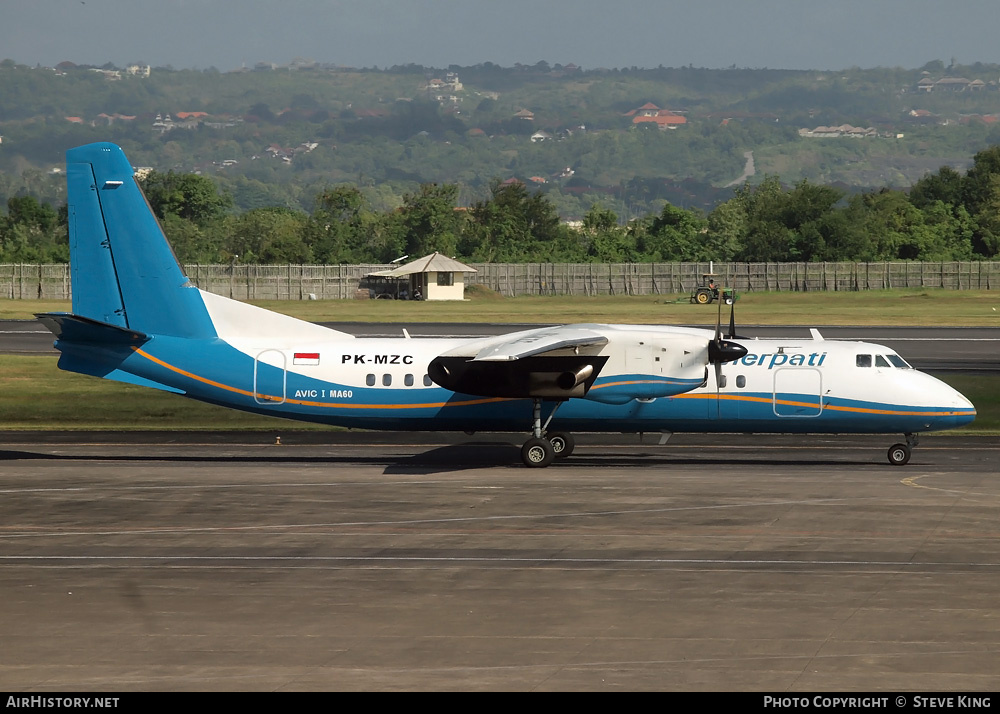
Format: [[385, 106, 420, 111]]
[[2, 58, 1000, 218]]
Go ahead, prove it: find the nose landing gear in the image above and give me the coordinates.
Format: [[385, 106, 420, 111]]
[[887, 433, 918, 466]]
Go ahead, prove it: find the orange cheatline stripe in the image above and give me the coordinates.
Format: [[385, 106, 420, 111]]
[[132, 348, 976, 418], [673, 392, 976, 417], [133, 347, 511, 410]]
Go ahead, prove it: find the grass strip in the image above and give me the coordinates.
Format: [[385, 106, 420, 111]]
[[4, 288, 1000, 326]]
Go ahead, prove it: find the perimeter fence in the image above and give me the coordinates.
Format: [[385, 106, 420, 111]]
[[2, 261, 998, 301]]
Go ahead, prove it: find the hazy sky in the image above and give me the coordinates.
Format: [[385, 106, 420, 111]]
[[3, 0, 999, 72]]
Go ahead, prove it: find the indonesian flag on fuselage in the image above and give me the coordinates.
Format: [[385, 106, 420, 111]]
[[293, 352, 320, 366]]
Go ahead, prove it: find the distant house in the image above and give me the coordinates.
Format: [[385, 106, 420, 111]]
[[530, 130, 552, 142], [632, 112, 686, 129], [626, 102, 662, 118], [366, 252, 477, 301], [934, 77, 972, 91], [798, 124, 877, 138], [961, 114, 1000, 125], [917, 76, 986, 92], [152, 113, 173, 133], [905, 109, 942, 125], [96, 113, 137, 125], [513, 109, 535, 121], [90, 68, 121, 80], [625, 102, 686, 129]]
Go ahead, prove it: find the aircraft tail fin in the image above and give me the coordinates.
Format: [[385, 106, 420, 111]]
[[65, 142, 215, 339]]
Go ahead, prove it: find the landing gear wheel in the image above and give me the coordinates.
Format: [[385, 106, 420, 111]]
[[887, 443, 911, 466], [522, 437, 555, 468], [547, 432, 575, 459]]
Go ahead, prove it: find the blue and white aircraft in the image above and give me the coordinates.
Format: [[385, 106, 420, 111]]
[[38, 142, 976, 467]]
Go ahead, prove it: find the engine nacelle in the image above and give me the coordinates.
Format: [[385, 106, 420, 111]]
[[584, 333, 713, 404], [428, 355, 608, 398]]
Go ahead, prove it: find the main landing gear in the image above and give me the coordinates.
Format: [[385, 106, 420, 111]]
[[520, 398, 574, 468], [887, 433, 918, 466]]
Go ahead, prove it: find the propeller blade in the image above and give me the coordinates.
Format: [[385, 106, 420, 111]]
[[708, 282, 746, 364], [724, 289, 747, 339], [716, 284, 743, 418], [715, 291, 722, 344]]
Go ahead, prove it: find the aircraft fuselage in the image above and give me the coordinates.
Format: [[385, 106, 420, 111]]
[[55, 314, 972, 437]]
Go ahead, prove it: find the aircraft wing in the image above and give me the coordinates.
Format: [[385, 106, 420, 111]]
[[430, 325, 611, 398], [429, 323, 748, 401], [466, 326, 609, 361]]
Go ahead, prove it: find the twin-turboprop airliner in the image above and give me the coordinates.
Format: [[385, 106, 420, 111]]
[[37, 143, 976, 467]]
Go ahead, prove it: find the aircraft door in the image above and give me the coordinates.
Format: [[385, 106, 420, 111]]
[[773, 368, 822, 417], [254, 349, 287, 405]]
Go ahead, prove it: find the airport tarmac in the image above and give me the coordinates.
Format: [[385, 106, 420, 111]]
[[1, 432, 998, 692]]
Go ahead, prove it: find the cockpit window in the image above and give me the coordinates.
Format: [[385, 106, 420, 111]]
[[856, 354, 872, 368], [887, 354, 912, 369], [875, 355, 891, 368]]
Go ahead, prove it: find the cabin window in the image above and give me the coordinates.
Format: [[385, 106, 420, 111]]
[[856, 354, 872, 368], [875, 355, 891, 368], [366, 374, 376, 386], [718, 375, 727, 388], [382, 374, 392, 386], [736, 375, 746, 388], [887, 354, 912, 369], [423, 374, 433, 387], [404, 374, 414, 387]]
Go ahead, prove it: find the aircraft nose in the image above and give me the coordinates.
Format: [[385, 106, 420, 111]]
[[708, 339, 748, 364], [952, 389, 977, 424], [936, 381, 977, 428]]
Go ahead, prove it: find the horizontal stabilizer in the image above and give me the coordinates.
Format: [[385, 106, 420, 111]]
[[36, 312, 149, 346]]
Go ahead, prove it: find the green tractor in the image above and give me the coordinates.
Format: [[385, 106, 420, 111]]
[[690, 274, 736, 305]]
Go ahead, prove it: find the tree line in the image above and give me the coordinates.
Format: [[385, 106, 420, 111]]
[[3, 145, 1000, 265]]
